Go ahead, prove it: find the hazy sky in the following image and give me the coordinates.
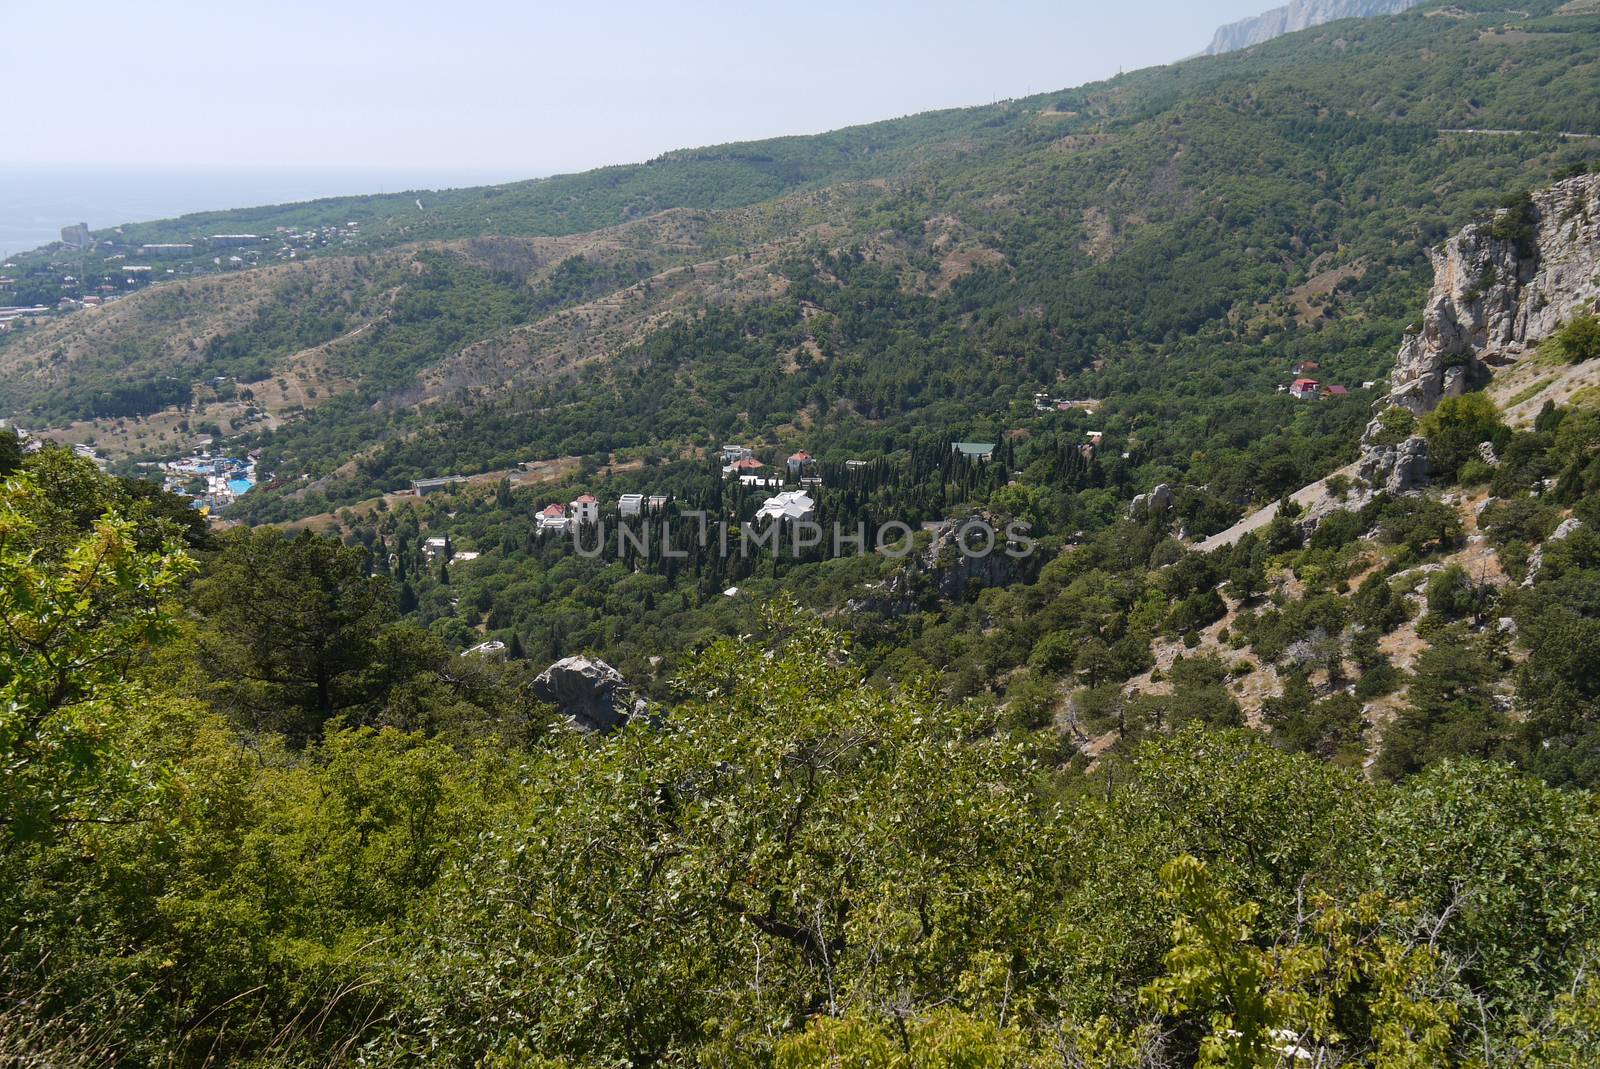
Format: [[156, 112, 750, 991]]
[[7, 0, 1271, 179]]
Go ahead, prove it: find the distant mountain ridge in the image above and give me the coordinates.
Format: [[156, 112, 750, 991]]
[[1204, 0, 1423, 55]]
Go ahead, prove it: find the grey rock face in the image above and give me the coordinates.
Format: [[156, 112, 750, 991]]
[[1129, 483, 1173, 518], [852, 513, 1035, 614], [532, 656, 640, 733], [1380, 173, 1600, 419], [1361, 173, 1600, 485], [1357, 435, 1431, 494], [1521, 518, 1584, 588], [1552, 517, 1585, 542], [1203, 0, 1420, 56]]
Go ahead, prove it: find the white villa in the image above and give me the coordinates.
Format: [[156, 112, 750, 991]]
[[537, 504, 570, 534], [756, 490, 816, 524]]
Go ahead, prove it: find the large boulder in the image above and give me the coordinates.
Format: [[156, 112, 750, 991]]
[[1128, 483, 1173, 519], [532, 656, 641, 733], [1521, 517, 1583, 588], [851, 512, 1038, 614]]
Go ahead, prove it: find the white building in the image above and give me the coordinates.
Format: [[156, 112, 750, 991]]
[[618, 493, 644, 517], [756, 490, 816, 524], [571, 493, 599, 525], [537, 504, 570, 534]]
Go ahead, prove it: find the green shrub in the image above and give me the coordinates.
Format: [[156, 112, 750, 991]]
[[1556, 314, 1600, 365]]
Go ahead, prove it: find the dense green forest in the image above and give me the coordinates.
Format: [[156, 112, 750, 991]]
[[5, 422, 1600, 1065]]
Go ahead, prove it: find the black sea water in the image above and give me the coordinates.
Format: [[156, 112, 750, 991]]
[[0, 164, 530, 259]]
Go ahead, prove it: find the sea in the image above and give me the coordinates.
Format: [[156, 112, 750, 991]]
[[0, 164, 536, 260]]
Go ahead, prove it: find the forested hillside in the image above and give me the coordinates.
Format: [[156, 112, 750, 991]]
[[6, 0, 1600, 1064], [5, 0, 1600, 526], [6, 426, 1600, 1066]]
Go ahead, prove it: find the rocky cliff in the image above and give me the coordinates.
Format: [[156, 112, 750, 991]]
[[1204, 0, 1420, 56], [1377, 173, 1600, 418], [848, 513, 1037, 616], [1359, 172, 1600, 486]]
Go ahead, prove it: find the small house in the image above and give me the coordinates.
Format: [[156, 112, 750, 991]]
[[786, 450, 813, 475], [723, 456, 765, 479], [1289, 379, 1321, 400], [952, 442, 996, 462], [618, 493, 644, 517], [537, 504, 570, 534], [571, 494, 599, 525], [1324, 384, 1349, 397]]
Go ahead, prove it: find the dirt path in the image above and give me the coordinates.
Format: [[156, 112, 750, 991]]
[[1439, 128, 1599, 139]]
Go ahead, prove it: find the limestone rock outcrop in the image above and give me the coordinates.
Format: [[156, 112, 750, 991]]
[[1379, 173, 1600, 417], [1360, 173, 1600, 487], [849, 513, 1036, 615], [1129, 483, 1174, 519], [1522, 517, 1584, 588], [1357, 435, 1432, 494], [1203, 0, 1420, 56], [532, 656, 643, 733]]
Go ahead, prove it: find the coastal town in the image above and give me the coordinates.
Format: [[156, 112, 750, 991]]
[[0, 220, 370, 316], [154, 450, 260, 512]]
